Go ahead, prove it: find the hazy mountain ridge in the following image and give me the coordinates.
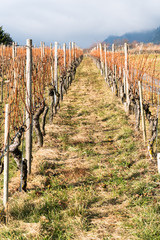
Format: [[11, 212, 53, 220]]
[[104, 27, 160, 45], [153, 26, 160, 43]]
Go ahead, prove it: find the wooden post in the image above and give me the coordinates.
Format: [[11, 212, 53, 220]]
[[40, 41, 45, 58], [12, 42, 15, 60], [99, 43, 103, 75], [63, 43, 66, 70], [112, 44, 115, 72], [43, 42, 45, 57], [26, 39, 32, 174], [72, 42, 75, 62], [12, 42, 17, 94], [69, 42, 72, 66], [1, 44, 4, 102], [123, 68, 126, 94], [104, 44, 107, 81], [157, 153, 160, 174], [50, 43, 54, 85], [138, 81, 146, 143], [3, 104, 9, 209], [15, 42, 17, 56], [119, 67, 122, 78], [54, 42, 58, 104], [97, 43, 99, 50], [63, 43, 67, 92], [124, 43, 129, 107], [12, 42, 15, 93]]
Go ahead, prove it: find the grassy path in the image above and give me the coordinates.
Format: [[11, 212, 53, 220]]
[[0, 57, 160, 239]]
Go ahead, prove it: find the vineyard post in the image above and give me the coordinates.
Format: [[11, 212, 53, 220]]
[[157, 153, 160, 174], [12, 42, 15, 61], [1, 44, 3, 102], [123, 68, 126, 94], [15, 42, 17, 56], [138, 81, 146, 143], [26, 39, 32, 174], [3, 104, 9, 210], [111, 44, 115, 93], [49, 43, 54, 122], [72, 42, 75, 62], [112, 44, 115, 75], [97, 43, 99, 50], [54, 42, 58, 106], [63, 43, 67, 92], [119, 67, 121, 78], [12, 42, 17, 93], [40, 41, 45, 58], [69, 42, 72, 65], [115, 65, 117, 79], [99, 43, 103, 75], [50, 43, 54, 85], [68, 42, 72, 88], [59, 42, 63, 100], [43, 42, 45, 57], [63, 43, 66, 69], [104, 44, 108, 81], [61, 43, 66, 100], [124, 43, 130, 113]]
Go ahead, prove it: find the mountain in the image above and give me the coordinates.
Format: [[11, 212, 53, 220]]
[[104, 27, 160, 45], [152, 27, 160, 43]]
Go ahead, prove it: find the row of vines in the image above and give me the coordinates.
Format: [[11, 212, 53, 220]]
[[0, 40, 83, 211], [90, 43, 160, 161]]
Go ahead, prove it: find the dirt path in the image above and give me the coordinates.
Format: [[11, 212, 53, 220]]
[[2, 57, 159, 240], [34, 57, 146, 239]]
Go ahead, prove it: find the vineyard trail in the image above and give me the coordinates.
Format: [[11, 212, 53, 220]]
[[2, 57, 159, 239]]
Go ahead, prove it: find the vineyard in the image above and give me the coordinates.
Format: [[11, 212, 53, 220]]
[[0, 40, 83, 205], [90, 43, 160, 158], [0, 40, 160, 239]]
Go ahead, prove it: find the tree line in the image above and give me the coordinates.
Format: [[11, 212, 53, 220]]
[[0, 26, 13, 45]]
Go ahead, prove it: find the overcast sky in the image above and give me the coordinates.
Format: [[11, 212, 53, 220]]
[[0, 0, 160, 48]]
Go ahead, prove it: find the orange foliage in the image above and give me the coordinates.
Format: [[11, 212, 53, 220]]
[[90, 47, 160, 105]]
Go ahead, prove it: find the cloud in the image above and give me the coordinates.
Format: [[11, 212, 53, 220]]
[[0, 0, 160, 47]]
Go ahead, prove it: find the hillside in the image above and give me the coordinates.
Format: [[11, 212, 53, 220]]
[[0, 57, 159, 239], [153, 26, 160, 43], [104, 27, 160, 45]]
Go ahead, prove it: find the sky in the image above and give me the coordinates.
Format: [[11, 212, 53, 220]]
[[0, 0, 160, 48]]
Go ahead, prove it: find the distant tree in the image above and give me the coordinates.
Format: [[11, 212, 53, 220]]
[[0, 26, 13, 45]]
